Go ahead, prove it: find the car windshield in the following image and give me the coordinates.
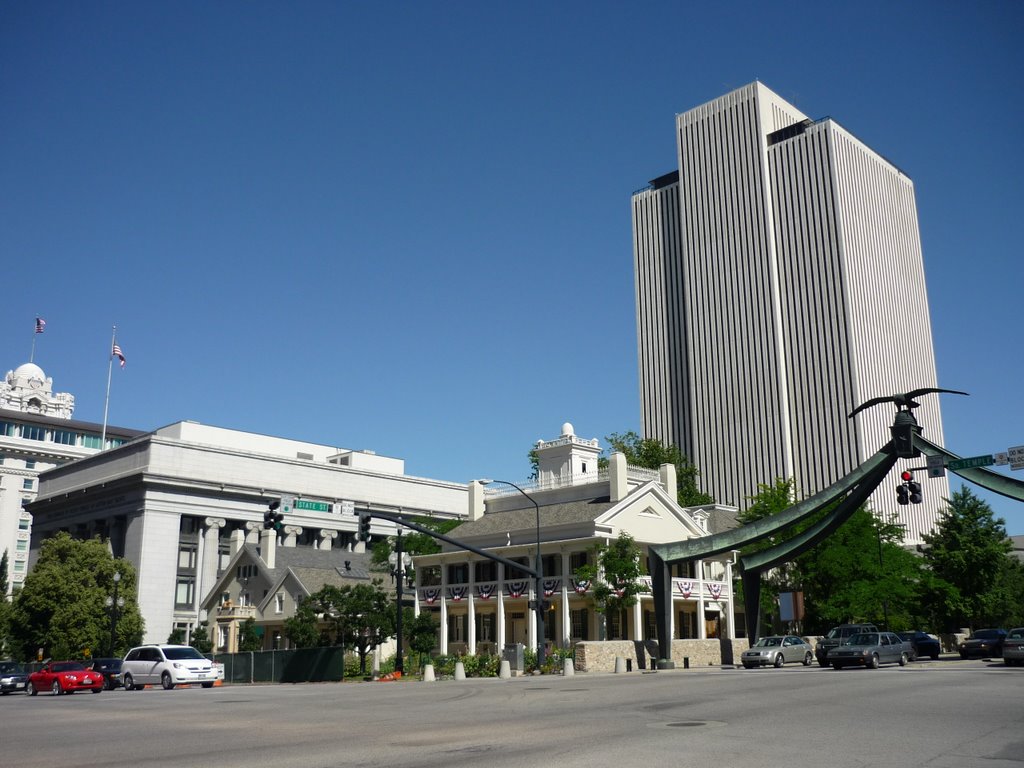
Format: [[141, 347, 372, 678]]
[[1009, 629, 1024, 639], [93, 659, 121, 669], [52, 662, 85, 672], [0, 662, 26, 674], [972, 629, 1002, 639], [848, 633, 878, 646], [162, 647, 206, 661], [755, 637, 782, 647]]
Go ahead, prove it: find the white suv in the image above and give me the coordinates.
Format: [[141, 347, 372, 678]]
[[121, 645, 217, 690]]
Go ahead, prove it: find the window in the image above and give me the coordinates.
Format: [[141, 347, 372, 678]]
[[178, 544, 197, 570], [275, 593, 284, 614], [16, 540, 27, 551], [18, 518, 30, 530], [0, 421, 14, 436], [446, 563, 469, 584], [570, 608, 590, 641], [52, 429, 77, 446], [22, 479, 34, 491], [419, 566, 441, 586], [474, 560, 496, 582], [81, 434, 102, 449], [14, 561, 26, 572], [20, 425, 45, 441], [475, 612, 496, 642], [447, 614, 466, 643], [569, 551, 589, 571], [218, 626, 229, 651], [542, 554, 561, 577], [175, 577, 195, 607], [25, 459, 36, 469]]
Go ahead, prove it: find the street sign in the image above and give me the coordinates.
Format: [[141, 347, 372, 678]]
[[294, 499, 331, 513], [280, 495, 294, 514], [994, 452, 1009, 466], [926, 454, 946, 478], [947, 455, 995, 471], [1009, 445, 1024, 471]]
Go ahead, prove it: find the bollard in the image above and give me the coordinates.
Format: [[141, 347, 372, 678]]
[[614, 656, 626, 674], [626, 658, 632, 672], [499, 659, 511, 679], [422, 663, 436, 682], [563, 657, 575, 677], [454, 661, 466, 680], [683, 657, 689, 669]]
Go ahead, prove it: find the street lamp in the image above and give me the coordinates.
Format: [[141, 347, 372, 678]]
[[105, 571, 124, 657], [477, 479, 546, 670], [388, 526, 413, 675]]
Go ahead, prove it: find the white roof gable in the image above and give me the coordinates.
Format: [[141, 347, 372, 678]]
[[593, 480, 707, 542]]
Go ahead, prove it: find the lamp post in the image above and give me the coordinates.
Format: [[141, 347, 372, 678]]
[[388, 526, 413, 675], [105, 571, 124, 657], [478, 479, 545, 670]]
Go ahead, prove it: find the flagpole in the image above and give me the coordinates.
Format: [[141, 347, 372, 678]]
[[30, 316, 39, 362], [101, 325, 116, 449]]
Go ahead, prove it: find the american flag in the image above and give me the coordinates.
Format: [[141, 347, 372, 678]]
[[35, 317, 46, 333], [112, 343, 126, 368]]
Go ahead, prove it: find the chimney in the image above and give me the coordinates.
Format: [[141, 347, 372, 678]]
[[468, 481, 485, 521], [660, 463, 678, 502], [229, 528, 245, 557], [260, 528, 276, 569], [610, 452, 628, 502]]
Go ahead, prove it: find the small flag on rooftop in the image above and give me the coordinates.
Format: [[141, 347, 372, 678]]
[[35, 317, 46, 333], [112, 343, 126, 368]]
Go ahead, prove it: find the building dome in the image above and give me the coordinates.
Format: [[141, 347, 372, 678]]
[[561, 422, 575, 437], [14, 362, 45, 380]]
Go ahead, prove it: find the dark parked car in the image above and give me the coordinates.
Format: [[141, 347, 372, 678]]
[[897, 631, 941, 661], [0, 661, 29, 694], [815, 623, 879, 667], [829, 632, 911, 669], [959, 628, 1008, 659], [88, 658, 123, 690]]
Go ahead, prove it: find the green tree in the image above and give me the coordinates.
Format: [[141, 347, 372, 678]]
[[405, 610, 437, 668], [573, 532, 643, 640], [921, 486, 1019, 631], [191, 621, 214, 654], [0, 549, 10, 657], [284, 602, 320, 649], [303, 583, 394, 674], [166, 627, 186, 644], [370, 516, 463, 574], [604, 431, 714, 506], [9, 533, 144, 660], [738, 478, 931, 635], [237, 617, 263, 652]]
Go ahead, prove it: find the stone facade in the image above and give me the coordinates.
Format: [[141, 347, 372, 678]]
[[574, 639, 749, 672]]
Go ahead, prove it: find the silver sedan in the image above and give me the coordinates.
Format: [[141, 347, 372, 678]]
[[741, 635, 814, 668]]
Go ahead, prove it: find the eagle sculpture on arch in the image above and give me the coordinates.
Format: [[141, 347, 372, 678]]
[[848, 387, 968, 418]]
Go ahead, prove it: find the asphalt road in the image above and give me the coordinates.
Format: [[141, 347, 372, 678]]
[[3, 657, 1022, 768]]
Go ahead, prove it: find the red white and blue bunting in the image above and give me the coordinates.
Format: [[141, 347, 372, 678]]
[[422, 587, 441, 605], [571, 578, 591, 594], [448, 586, 468, 602], [543, 579, 560, 597], [676, 580, 693, 598], [476, 584, 496, 600], [507, 580, 528, 598], [709, 583, 722, 599]]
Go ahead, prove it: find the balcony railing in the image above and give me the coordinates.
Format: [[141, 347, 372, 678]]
[[216, 604, 257, 619], [419, 576, 729, 602]]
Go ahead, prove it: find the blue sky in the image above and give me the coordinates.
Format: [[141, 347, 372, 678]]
[[2, 2, 1022, 532]]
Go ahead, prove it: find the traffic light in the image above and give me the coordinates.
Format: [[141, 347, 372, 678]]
[[357, 511, 372, 542], [896, 483, 909, 505], [896, 470, 922, 505], [264, 500, 284, 531]]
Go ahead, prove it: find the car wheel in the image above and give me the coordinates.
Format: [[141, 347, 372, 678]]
[[201, 682, 214, 689], [161, 672, 175, 690], [868, 653, 880, 669], [803, 652, 812, 666], [832, 663, 842, 670], [774, 654, 784, 668], [899, 652, 908, 667], [959, 652, 968, 660], [91, 688, 102, 693], [931, 652, 939, 660], [123, 673, 135, 691], [818, 659, 829, 668], [26, 681, 37, 696], [51, 680, 62, 695]]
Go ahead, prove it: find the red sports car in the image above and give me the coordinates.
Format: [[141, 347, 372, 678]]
[[27, 661, 104, 696]]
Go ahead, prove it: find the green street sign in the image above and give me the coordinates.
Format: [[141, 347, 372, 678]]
[[294, 500, 331, 513], [947, 455, 994, 471]]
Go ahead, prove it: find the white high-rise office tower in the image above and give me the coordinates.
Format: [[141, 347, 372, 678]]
[[632, 82, 947, 545]]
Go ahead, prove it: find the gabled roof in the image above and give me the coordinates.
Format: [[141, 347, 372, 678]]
[[448, 497, 615, 538], [202, 544, 379, 612]]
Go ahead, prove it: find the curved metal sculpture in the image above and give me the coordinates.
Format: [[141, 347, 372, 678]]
[[913, 433, 1024, 502]]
